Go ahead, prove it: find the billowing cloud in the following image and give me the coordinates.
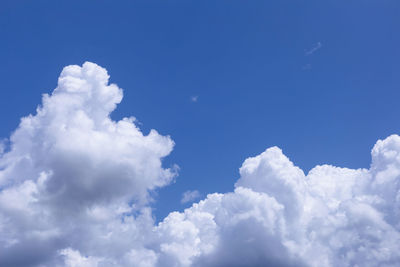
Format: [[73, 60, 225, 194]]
[[0, 62, 400, 267], [0, 62, 175, 266], [153, 142, 400, 267]]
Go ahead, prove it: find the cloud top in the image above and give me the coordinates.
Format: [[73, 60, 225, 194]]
[[0, 62, 175, 266], [153, 141, 400, 266]]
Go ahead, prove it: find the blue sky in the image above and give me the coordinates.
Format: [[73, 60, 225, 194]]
[[1, 0, 400, 223]]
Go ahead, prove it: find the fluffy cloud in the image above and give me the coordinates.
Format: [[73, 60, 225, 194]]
[[154, 143, 400, 267], [1, 62, 400, 267], [0, 62, 175, 266], [59, 249, 102, 267]]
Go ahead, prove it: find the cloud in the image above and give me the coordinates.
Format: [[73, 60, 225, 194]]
[[0, 141, 4, 155], [305, 42, 322, 56], [181, 190, 201, 204], [59, 248, 102, 267], [0, 62, 176, 266], [190, 96, 198, 102], [1, 62, 400, 267], [153, 142, 400, 267]]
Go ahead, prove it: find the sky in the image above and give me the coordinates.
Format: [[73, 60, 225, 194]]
[[0, 1, 400, 266]]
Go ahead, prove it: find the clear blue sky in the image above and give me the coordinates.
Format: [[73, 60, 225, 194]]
[[1, 0, 399, 220]]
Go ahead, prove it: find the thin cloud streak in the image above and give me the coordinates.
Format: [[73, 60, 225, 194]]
[[305, 42, 322, 56]]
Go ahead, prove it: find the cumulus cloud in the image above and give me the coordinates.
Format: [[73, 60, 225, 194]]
[[181, 190, 201, 204], [0, 62, 175, 266], [1, 62, 400, 267], [59, 248, 102, 267], [153, 142, 400, 267]]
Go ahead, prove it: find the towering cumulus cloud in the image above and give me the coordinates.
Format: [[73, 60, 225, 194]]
[[0, 62, 400, 267], [0, 62, 175, 266]]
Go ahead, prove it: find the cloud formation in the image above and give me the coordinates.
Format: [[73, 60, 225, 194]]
[[0, 62, 175, 266], [156, 144, 400, 266], [0, 62, 400, 267]]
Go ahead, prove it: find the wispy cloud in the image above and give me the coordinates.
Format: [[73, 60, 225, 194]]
[[181, 190, 201, 204], [190, 96, 198, 102], [302, 63, 312, 70], [305, 41, 322, 56]]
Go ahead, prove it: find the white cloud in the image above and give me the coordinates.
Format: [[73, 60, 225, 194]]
[[152, 142, 400, 267], [0, 62, 176, 266], [181, 190, 201, 204], [305, 42, 322, 56], [1, 62, 400, 267], [59, 248, 102, 267], [190, 96, 198, 102]]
